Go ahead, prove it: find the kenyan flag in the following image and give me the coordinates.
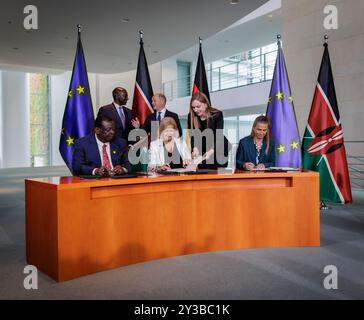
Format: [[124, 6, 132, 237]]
[[131, 33, 153, 172], [302, 42, 352, 203]]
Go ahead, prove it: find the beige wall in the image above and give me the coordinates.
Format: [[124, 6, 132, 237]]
[[282, 0, 364, 159]]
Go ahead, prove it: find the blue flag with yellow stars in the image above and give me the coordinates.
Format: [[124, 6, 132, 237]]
[[266, 38, 301, 168], [59, 31, 94, 171]]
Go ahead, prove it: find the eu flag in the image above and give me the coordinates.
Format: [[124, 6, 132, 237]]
[[59, 30, 94, 172], [266, 38, 302, 168]]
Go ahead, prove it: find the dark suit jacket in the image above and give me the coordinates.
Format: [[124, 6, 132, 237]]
[[187, 110, 224, 134], [187, 110, 230, 168], [97, 103, 133, 141], [235, 136, 275, 169], [143, 110, 183, 138], [72, 134, 131, 175]]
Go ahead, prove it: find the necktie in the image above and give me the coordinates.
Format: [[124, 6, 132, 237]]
[[102, 144, 112, 170], [157, 112, 161, 122], [117, 107, 125, 130]]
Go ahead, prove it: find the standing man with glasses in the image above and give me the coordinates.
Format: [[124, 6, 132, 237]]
[[131, 93, 183, 140], [97, 87, 133, 142]]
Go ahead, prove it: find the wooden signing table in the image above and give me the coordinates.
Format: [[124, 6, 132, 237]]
[[25, 171, 320, 282]]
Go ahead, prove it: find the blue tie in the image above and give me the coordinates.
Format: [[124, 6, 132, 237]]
[[117, 107, 125, 129], [157, 112, 161, 122]]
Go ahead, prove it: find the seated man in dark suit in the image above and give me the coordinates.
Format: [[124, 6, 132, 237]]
[[97, 87, 133, 141], [131, 93, 182, 140], [72, 115, 131, 176]]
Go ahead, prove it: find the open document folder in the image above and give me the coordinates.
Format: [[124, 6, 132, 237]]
[[165, 155, 203, 173]]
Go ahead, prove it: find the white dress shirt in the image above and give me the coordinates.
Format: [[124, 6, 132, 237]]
[[155, 107, 167, 121]]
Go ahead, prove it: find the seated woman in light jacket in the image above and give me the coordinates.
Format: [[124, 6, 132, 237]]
[[148, 117, 191, 171]]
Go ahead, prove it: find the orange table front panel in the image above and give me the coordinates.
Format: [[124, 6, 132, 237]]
[[25, 171, 320, 282]]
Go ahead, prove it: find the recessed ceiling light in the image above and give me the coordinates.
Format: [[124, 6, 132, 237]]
[[121, 18, 130, 23], [230, 0, 239, 4]]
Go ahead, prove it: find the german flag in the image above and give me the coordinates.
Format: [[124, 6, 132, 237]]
[[192, 39, 210, 103]]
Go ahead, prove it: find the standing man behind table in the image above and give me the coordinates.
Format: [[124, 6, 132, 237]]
[[97, 87, 133, 141], [131, 93, 183, 139]]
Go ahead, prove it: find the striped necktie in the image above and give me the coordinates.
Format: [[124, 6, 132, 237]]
[[102, 144, 112, 170]]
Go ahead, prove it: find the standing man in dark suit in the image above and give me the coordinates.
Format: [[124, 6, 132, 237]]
[[131, 93, 183, 139], [72, 114, 131, 176], [97, 87, 133, 141]]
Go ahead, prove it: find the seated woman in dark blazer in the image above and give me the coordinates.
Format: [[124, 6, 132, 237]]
[[236, 115, 275, 170]]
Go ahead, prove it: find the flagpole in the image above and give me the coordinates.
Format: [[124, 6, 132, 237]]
[[265, 34, 282, 115], [278, 34, 303, 154], [59, 23, 94, 171], [320, 34, 330, 211]]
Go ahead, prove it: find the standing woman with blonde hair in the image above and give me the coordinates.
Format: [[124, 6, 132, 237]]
[[187, 92, 229, 169], [235, 115, 275, 170]]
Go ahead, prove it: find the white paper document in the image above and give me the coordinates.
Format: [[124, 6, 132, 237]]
[[269, 167, 300, 171], [166, 156, 203, 173]]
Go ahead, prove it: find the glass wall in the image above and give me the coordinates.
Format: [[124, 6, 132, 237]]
[[206, 42, 277, 92], [177, 61, 191, 98], [29, 74, 51, 167], [163, 42, 277, 100]]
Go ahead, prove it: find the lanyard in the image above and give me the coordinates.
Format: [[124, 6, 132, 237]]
[[254, 140, 262, 165]]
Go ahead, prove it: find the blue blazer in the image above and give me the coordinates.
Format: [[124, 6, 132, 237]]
[[236, 136, 275, 169], [72, 134, 131, 175]]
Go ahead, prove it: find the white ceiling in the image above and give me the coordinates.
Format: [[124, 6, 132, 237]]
[[171, 5, 282, 66], [0, 0, 268, 74]]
